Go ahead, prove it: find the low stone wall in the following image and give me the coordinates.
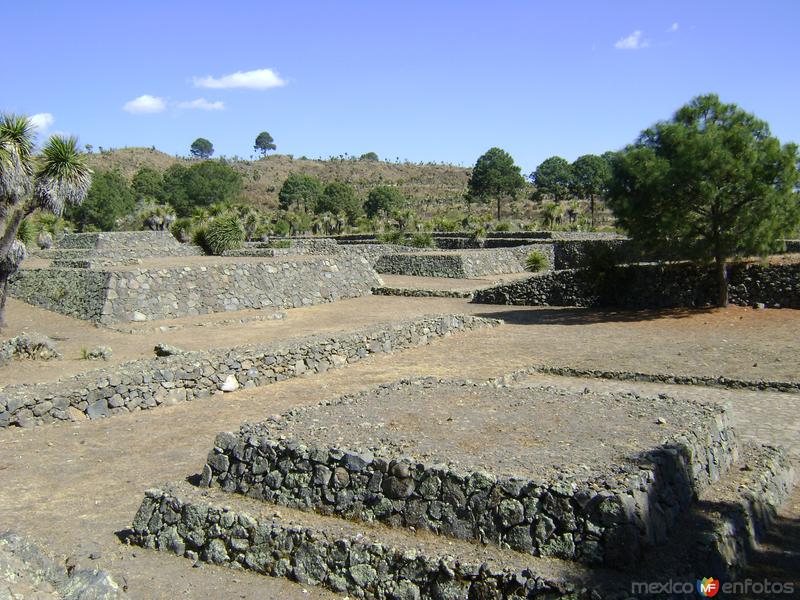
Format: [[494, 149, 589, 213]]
[[131, 484, 614, 600], [551, 239, 632, 270], [203, 381, 738, 568], [11, 255, 382, 324], [35, 231, 203, 266], [42, 246, 203, 265], [336, 244, 416, 266], [102, 255, 381, 323], [473, 262, 800, 309], [224, 239, 340, 258], [58, 231, 192, 251], [513, 365, 800, 394], [0, 315, 498, 428], [0, 532, 126, 599], [374, 245, 552, 278]]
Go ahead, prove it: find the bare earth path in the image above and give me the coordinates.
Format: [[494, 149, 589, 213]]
[[1, 300, 799, 597]]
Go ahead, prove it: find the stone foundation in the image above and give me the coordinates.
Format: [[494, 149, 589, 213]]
[[0, 315, 498, 429], [202, 379, 739, 568]]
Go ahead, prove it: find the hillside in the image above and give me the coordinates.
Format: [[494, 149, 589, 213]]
[[84, 148, 474, 215]]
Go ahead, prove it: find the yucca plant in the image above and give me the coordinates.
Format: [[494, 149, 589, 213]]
[[525, 250, 548, 273], [0, 114, 92, 327], [201, 214, 245, 255]]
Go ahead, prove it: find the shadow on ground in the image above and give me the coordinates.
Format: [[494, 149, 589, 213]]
[[474, 307, 716, 326]]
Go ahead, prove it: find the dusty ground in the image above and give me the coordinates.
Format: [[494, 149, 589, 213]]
[[262, 380, 719, 480], [379, 272, 530, 290], [1, 298, 799, 598], [2, 297, 798, 387]]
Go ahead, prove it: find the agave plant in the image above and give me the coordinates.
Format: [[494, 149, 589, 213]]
[[0, 114, 92, 327]]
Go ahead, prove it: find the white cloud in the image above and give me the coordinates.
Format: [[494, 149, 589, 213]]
[[29, 113, 54, 131], [193, 68, 286, 90], [668, 22, 679, 33], [177, 98, 225, 111], [614, 30, 649, 50], [123, 94, 166, 114]]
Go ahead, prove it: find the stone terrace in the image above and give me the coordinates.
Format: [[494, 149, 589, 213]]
[[203, 379, 739, 567]]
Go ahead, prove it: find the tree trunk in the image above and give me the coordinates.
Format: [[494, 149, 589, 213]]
[[0, 273, 9, 330], [0, 209, 26, 261], [590, 195, 595, 229], [715, 256, 729, 307], [496, 197, 501, 221]]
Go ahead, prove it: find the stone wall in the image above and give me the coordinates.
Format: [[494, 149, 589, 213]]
[[0, 315, 498, 429], [224, 239, 340, 258], [473, 262, 800, 309], [551, 240, 632, 270], [101, 255, 381, 323], [0, 532, 125, 599], [58, 231, 192, 251], [374, 245, 552, 278], [8, 268, 111, 322], [11, 255, 383, 324], [202, 381, 738, 568], [131, 483, 614, 600]]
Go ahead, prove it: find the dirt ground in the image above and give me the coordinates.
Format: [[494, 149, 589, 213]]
[[1, 297, 799, 598], [2, 296, 798, 387], [263, 381, 719, 480]]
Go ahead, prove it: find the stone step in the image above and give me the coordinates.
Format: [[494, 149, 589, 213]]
[[128, 442, 795, 599], [130, 481, 634, 599], [636, 441, 795, 582]]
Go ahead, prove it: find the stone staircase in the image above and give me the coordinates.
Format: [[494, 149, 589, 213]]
[[127, 380, 795, 599]]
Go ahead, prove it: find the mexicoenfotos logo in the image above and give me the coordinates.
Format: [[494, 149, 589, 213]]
[[697, 577, 720, 597], [631, 577, 794, 596]]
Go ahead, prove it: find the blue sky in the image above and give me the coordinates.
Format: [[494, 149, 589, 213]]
[[3, 1, 798, 173]]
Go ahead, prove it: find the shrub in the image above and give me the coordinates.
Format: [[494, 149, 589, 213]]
[[272, 219, 291, 236], [378, 230, 406, 245], [525, 250, 548, 273], [201, 214, 245, 255], [494, 221, 512, 232], [171, 217, 195, 243], [191, 225, 208, 249], [409, 232, 434, 248], [268, 240, 291, 249]]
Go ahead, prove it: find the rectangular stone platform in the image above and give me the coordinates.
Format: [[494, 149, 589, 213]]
[[10, 254, 382, 323], [203, 379, 739, 567]]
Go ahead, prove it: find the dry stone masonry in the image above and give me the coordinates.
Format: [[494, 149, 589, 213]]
[[11, 255, 383, 323], [374, 245, 552, 278], [201, 379, 739, 568], [0, 315, 498, 429], [473, 262, 800, 309], [131, 482, 625, 600], [128, 381, 794, 599]]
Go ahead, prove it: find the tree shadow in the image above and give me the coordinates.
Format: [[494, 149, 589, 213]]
[[473, 306, 717, 326]]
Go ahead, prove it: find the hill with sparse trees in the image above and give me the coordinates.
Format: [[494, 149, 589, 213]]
[[82, 148, 475, 217]]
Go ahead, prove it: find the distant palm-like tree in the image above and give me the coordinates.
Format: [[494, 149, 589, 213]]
[[0, 114, 92, 327]]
